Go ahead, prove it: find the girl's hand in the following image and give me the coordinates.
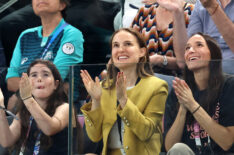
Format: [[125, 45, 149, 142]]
[[173, 77, 197, 110], [116, 72, 127, 108], [19, 73, 32, 101], [80, 70, 102, 103]]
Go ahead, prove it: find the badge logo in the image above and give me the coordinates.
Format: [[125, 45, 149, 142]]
[[21, 57, 28, 65], [62, 43, 74, 54]]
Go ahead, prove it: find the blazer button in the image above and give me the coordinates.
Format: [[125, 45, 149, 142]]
[[125, 146, 129, 150]]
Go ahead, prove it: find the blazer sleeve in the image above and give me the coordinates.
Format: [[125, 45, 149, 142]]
[[81, 102, 104, 142]]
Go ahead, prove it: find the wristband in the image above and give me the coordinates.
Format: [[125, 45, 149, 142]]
[[22, 96, 32, 101], [192, 105, 200, 114]]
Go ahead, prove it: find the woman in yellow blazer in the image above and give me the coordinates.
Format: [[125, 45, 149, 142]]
[[80, 28, 168, 155]]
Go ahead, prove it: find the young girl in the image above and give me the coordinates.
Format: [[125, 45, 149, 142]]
[[0, 60, 81, 154]]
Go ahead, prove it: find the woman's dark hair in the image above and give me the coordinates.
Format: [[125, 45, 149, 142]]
[[102, 28, 154, 89], [184, 33, 224, 124], [12, 60, 82, 153], [60, 0, 70, 19]]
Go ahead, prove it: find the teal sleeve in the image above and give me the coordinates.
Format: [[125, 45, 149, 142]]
[[6, 33, 24, 80], [53, 26, 84, 80]]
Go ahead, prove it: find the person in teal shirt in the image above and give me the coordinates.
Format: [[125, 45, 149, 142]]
[[6, 0, 84, 110]]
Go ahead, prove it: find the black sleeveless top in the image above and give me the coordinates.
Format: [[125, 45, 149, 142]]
[[23, 119, 68, 155]]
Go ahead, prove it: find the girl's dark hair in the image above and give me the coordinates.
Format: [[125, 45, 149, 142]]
[[184, 33, 224, 124], [102, 28, 154, 89], [12, 60, 82, 153]]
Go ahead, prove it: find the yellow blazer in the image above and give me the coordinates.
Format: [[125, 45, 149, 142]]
[[81, 76, 168, 155]]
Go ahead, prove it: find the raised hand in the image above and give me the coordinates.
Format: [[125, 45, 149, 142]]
[[156, 0, 184, 12], [172, 77, 196, 110], [199, 0, 219, 15], [80, 70, 102, 105], [200, 0, 218, 8], [0, 88, 4, 107], [142, 0, 157, 5], [116, 72, 127, 108], [19, 73, 32, 101]]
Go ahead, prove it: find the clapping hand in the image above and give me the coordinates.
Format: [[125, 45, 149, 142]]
[[173, 77, 196, 111], [19, 73, 32, 101], [116, 72, 127, 108], [80, 70, 102, 107]]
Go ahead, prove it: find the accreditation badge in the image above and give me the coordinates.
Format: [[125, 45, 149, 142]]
[[62, 42, 74, 55]]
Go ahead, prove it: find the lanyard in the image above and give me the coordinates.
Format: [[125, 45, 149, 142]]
[[194, 122, 202, 154], [193, 122, 213, 154], [41, 22, 68, 59], [33, 131, 42, 155], [20, 116, 42, 155], [194, 122, 202, 147]]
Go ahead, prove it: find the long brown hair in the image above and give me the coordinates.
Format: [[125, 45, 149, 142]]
[[184, 33, 224, 124], [12, 60, 82, 153], [102, 28, 154, 89]]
